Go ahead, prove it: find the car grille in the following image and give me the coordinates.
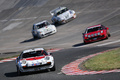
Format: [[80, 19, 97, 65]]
[[23, 62, 51, 69], [88, 35, 104, 40], [45, 31, 52, 35]]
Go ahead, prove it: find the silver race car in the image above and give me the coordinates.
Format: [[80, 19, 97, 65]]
[[50, 7, 76, 24], [16, 48, 55, 75], [32, 20, 57, 39]]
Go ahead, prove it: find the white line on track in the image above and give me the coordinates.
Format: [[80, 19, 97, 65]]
[[111, 30, 120, 34], [57, 72, 62, 74], [96, 40, 120, 47], [0, 15, 51, 22], [10, 17, 37, 21]]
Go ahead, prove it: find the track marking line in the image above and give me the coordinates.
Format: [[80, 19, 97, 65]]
[[0, 15, 51, 22], [57, 72, 62, 74], [111, 30, 120, 34], [2, 22, 22, 31], [96, 40, 120, 46]]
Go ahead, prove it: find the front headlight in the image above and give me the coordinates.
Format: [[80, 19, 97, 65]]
[[91, 34, 94, 37], [22, 60, 26, 64], [98, 32, 100, 35], [85, 35, 87, 37], [45, 56, 50, 60], [88, 35, 91, 38], [101, 30, 103, 33]]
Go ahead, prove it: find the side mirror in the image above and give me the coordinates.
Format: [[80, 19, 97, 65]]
[[50, 53, 53, 55]]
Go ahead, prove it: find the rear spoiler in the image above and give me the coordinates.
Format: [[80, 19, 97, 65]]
[[50, 7, 60, 16], [50, 7, 66, 16], [50, 9, 55, 16]]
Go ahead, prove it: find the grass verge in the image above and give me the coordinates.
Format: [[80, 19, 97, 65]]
[[83, 48, 120, 71], [0, 55, 19, 60]]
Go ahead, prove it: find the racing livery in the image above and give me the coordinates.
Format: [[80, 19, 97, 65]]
[[83, 24, 110, 44], [32, 20, 57, 39], [50, 7, 76, 24], [16, 48, 55, 75]]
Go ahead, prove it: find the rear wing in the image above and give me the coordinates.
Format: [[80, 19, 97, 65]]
[[50, 7, 59, 16], [50, 9, 56, 16], [50, 7, 66, 16]]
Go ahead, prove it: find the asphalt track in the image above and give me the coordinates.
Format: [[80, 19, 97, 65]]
[[0, 0, 120, 80]]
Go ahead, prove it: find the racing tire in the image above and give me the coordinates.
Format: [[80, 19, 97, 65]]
[[33, 35, 37, 39], [52, 20, 56, 25], [50, 64, 56, 71], [107, 30, 111, 37], [17, 67, 22, 76], [108, 33, 111, 37], [37, 33, 42, 39]]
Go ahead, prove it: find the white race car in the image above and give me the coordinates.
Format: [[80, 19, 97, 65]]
[[50, 7, 76, 24], [32, 20, 57, 39], [16, 48, 55, 75]]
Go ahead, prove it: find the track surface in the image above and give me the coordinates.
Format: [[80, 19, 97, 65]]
[[0, 0, 120, 80], [0, 46, 120, 80]]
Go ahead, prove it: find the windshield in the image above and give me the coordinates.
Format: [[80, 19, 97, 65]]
[[22, 50, 48, 58], [86, 26, 103, 33], [36, 22, 50, 29], [56, 8, 68, 16]]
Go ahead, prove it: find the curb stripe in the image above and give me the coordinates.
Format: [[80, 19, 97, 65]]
[[61, 48, 120, 75]]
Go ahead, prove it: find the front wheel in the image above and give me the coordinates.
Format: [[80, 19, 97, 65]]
[[108, 33, 111, 37], [105, 34, 108, 39], [50, 64, 56, 71], [107, 30, 111, 37], [33, 35, 37, 39], [17, 66, 22, 75]]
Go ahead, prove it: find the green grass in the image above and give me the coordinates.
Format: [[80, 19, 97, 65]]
[[83, 48, 120, 71]]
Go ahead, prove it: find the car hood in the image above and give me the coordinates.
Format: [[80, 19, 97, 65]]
[[22, 56, 46, 66], [37, 25, 54, 33]]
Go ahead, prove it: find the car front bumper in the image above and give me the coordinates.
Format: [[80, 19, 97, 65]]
[[84, 35, 107, 43], [19, 63, 54, 72]]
